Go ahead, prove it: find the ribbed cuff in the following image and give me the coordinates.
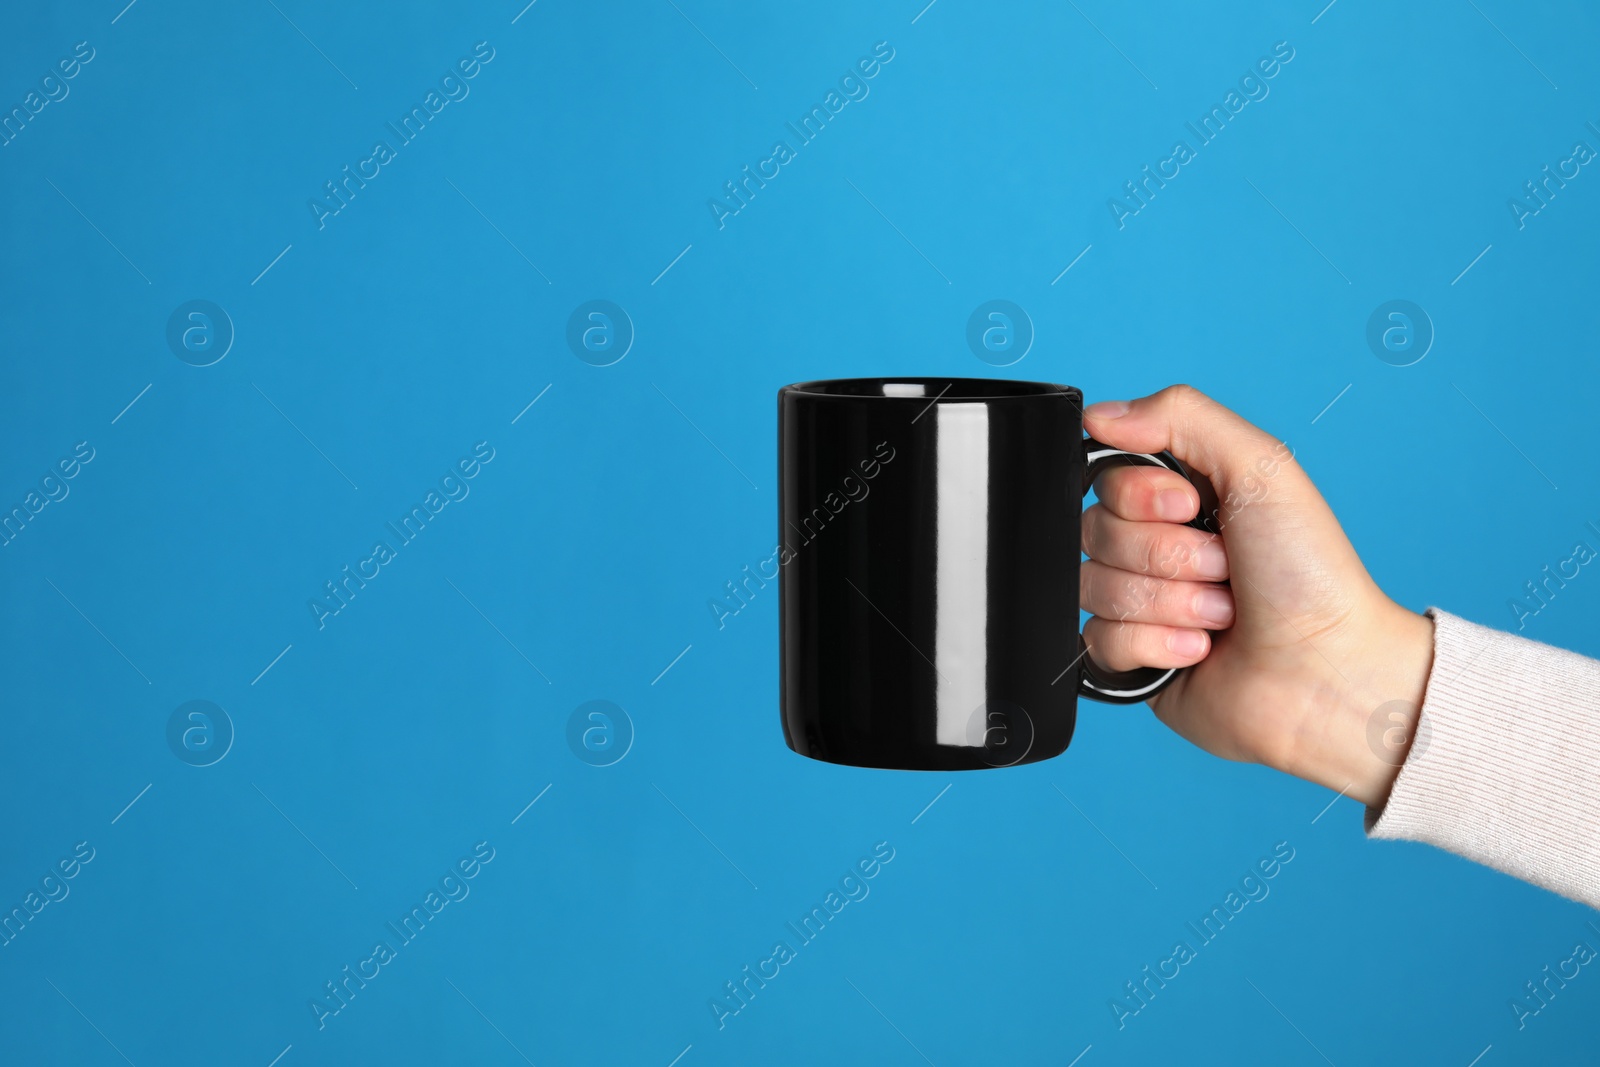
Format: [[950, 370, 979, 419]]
[[1366, 608, 1600, 908]]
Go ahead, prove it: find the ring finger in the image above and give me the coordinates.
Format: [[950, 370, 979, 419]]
[[1079, 559, 1236, 630]]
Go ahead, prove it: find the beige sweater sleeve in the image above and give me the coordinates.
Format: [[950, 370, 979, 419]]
[[1366, 608, 1600, 908]]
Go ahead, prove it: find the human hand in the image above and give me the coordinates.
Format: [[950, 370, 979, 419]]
[[1080, 386, 1435, 808]]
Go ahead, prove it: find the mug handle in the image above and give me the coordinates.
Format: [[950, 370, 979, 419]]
[[1077, 437, 1215, 704]]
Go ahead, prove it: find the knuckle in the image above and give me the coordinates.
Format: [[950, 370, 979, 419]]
[[1156, 384, 1194, 414], [1138, 532, 1162, 578], [1083, 565, 1117, 616], [1120, 572, 1160, 620], [1106, 472, 1155, 517], [1085, 617, 1133, 666], [1165, 383, 1207, 407], [1146, 533, 1188, 579], [1095, 468, 1131, 509], [1266, 435, 1298, 472], [1158, 579, 1194, 618], [1099, 573, 1131, 619]]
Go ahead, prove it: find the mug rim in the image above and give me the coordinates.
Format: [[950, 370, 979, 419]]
[[781, 377, 1080, 401]]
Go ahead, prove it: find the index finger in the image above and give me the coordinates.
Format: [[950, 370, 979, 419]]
[[1091, 464, 1201, 524]]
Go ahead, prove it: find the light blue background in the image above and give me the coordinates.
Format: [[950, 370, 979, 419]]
[[3, 1, 1598, 1064]]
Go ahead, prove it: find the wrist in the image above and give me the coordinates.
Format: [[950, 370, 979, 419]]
[[1281, 599, 1436, 809]]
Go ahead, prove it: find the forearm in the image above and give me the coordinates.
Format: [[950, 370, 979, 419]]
[[1307, 607, 1600, 909]]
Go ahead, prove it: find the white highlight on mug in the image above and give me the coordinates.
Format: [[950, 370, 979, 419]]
[[935, 402, 990, 746]]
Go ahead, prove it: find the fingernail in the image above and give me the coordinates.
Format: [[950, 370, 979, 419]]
[[1156, 489, 1193, 522], [1196, 587, 1234, 626], [1194, 540, 1229, 580], [1085, 400, 1130, 420], [1168, 629, 1208, 657]]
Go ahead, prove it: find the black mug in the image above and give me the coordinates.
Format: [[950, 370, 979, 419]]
[[778, 377, 1206, 771]]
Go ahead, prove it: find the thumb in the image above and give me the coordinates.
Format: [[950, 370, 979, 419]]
[[1083, 384, 1295, 502]]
